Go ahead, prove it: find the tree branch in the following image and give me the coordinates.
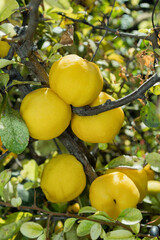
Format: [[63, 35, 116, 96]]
[[72, 73, 160, 116], [57, 12, 152, 41], [58, 128, 97, 183]]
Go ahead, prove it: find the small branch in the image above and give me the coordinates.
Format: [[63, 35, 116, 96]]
[[151, 0, 159, 31], [0, 151, 10, 161], [0, 201, 133, 233], [91, 0, 116, 62], [57, 12, 151, 41], [46, 214, 51, 240], [72, 73, 160, 116]]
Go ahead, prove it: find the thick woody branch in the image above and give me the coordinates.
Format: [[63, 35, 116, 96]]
[[72, 73, 160, 116], [58, 129, 97, 183]]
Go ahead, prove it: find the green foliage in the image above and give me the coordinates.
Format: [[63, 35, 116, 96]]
[[20, 222, 44, 239], [0, 0, 160, 239], [0, 0, 19, 22], [0, 102, 29, 154], [140, 101, 160, 128]]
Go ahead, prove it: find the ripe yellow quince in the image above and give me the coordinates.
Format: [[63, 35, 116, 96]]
[[71, 92, 124, 143], [89, 172, 140, 219], [20, 88, 71, 140], [143, 164, 155, 180], [49, 54, 103, 107], [147, 180, 160, 195], [40, 154, 86, 203], [105, 167, 148, 202], [0, 40, 11, 58]]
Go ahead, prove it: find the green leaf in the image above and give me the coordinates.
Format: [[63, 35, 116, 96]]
[[77, 220, 95, 237], [155, 48, 160, 56], [117, 208, 142, 225], [65, 224, 88, 240], [22, 159, 39, 182], [89, 211, 114, 222], [20, 222, 44, 239], [130, 223, 140, 234], [140, 101, 160, 128], [0, 103, 29, 154], [0, 23, 16, 37], [104, 230, 135, 240], [0, 169, 11, 197], [11, 197, 22, 207], [0, 0, 19, 22], [44, 0, 72, 11], [0, 73, 9, 87], [90, 223, 102, 240], [105, 155, 140, 169], [98, 143, 108, 150], [0, 212, 32, 240], [52, 43, 64, 54], [51, 231, 65, 240], [0, 59, 15, 68], [88, 39, 97, 53], [145, 152, 160, 173], [78, 206, 97, 215], [37, 233, 46, 240], [64, 218, 77, 233]]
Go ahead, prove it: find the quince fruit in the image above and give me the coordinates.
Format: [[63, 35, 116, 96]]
[[89, 172, 140, 219], [0, 41, 10, 58], [20, 88, 71, 140], [143, 164, 155, 180], [106, 167, 148, 202], [71, 92, 124, 143], [49, 54, 103, 107], [40, 154, 86, 203]]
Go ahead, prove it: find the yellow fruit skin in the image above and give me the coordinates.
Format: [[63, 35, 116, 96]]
[[71, 92, 124, 143], [49, 54, 103, 107], [40, 154, 86, 203], [20, 88, 71, 140], [89, 172, 140, 220], [147, 180, 160, 195], [0, 41, 11, 58], [106, 167, 148, 202], [143, 164, 155, 180]]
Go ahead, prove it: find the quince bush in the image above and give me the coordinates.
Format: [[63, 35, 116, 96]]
[[0, 1, 160, 239]]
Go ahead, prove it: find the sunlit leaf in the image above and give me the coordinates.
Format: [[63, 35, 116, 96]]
[[0, 169, 11, 197], [117, 208, 142, 225], [0, 0, 19, 22], [104, 229, 135, 240], [77, 220, 95, 237], [64, 218, 77, 232], [0, 23, 16, 37], [0, 212, 32, 240], [90, 223, 102, 240], [20, 222, 44, 239], [11, 197, 22, 207], [145, 152, 160, 173], [78, 206, 97, 215], [0, 59, 15, 68]]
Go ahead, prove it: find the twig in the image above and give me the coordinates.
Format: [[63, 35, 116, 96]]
[[57, 12, 152, 41], [0, 151, 10, 161], [72, 73, 160, 116], [91, 0, 116, 62], [46, 214, 51, 240], [0, 201, 133, 233]]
